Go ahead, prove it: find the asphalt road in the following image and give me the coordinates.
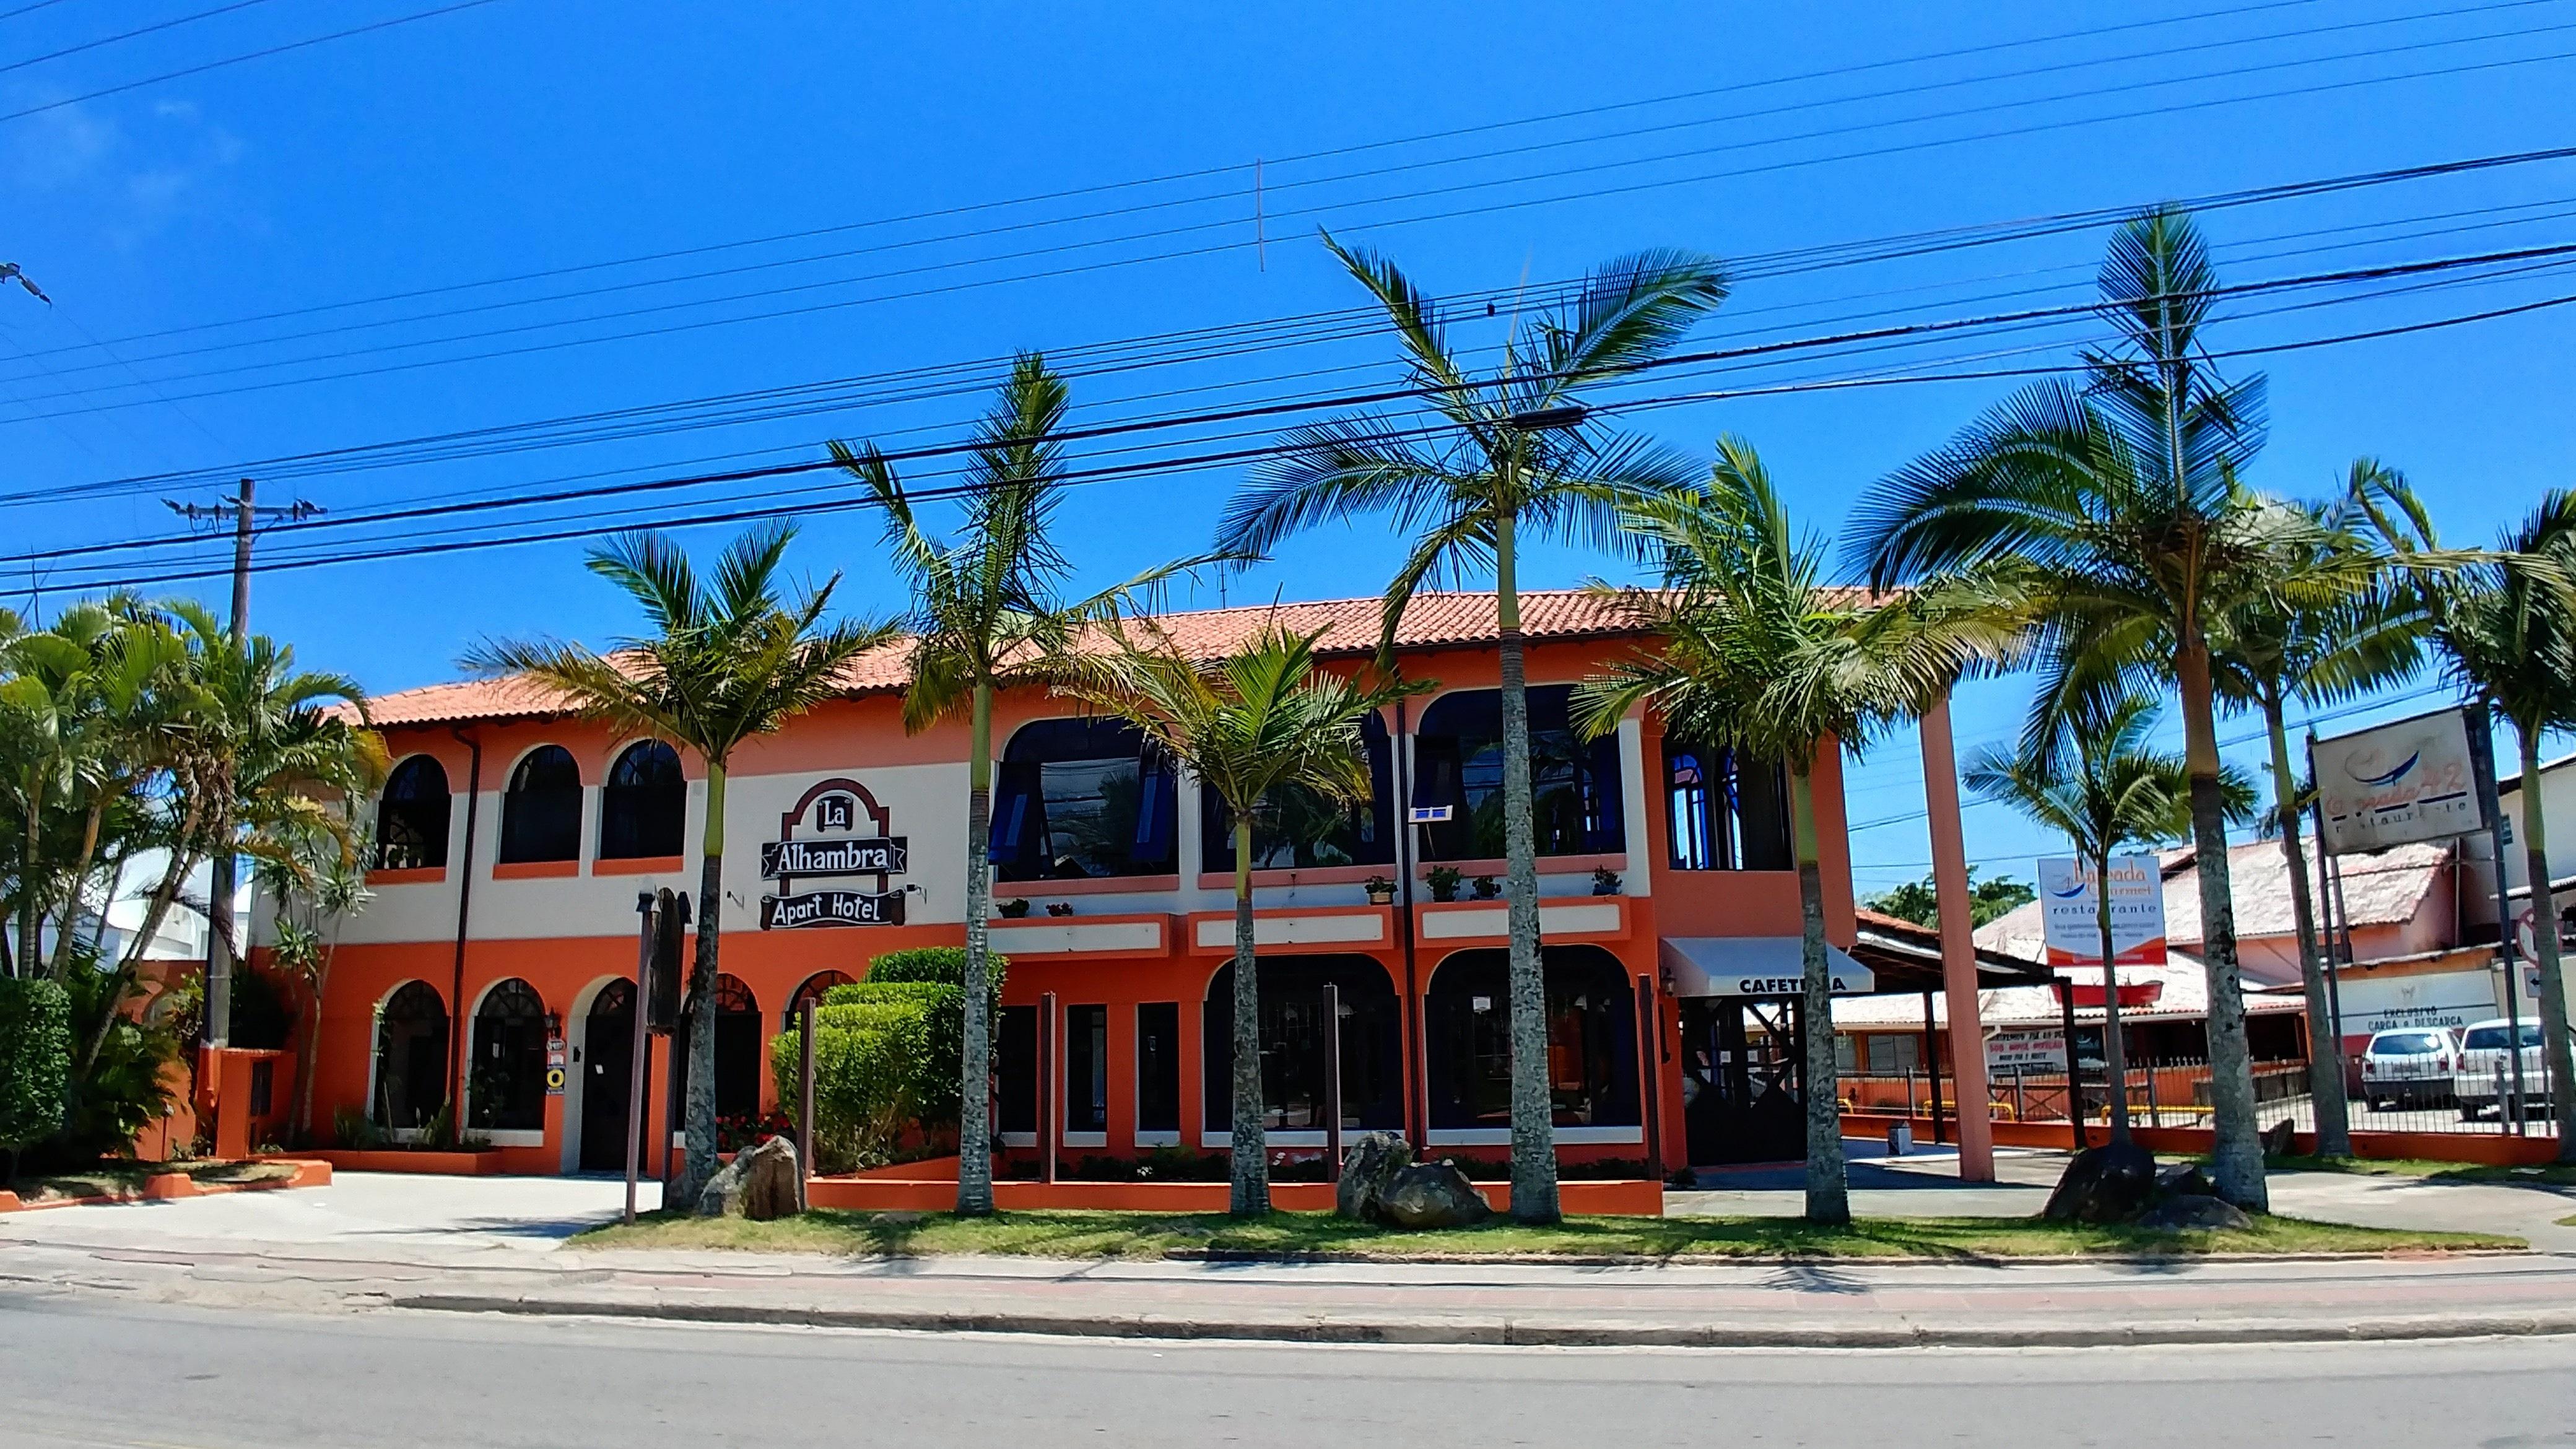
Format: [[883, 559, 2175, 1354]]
[[6, 1295, 2574, 1448]]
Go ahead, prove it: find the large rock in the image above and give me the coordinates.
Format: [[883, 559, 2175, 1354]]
[[2260, 1119, 2297, 1160], [1381, 1162, 1493, 1230], [696, 1136, 803, 1221], [2154, 1161, 2213, 1198], [2042, 1140, 2158, 1224], [2135, 1192, 2254, 1232], [1336, 1131, 1413, 1222]]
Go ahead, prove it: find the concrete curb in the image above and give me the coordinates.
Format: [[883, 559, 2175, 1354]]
[[391, 1293, 2576, 1349]]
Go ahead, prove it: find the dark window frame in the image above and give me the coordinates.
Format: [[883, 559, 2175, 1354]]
[[373, 756, 452, 871], [372, 980, 449, 1130], [599, 741, 686, 860], [1136, 1002, 1181, 1134], [468, 977, 547, 1133], [1425, 946, 1638, 1130], [1201, 711, 1396, 872], [1662, 737, 1793, 872], [1064, 1003, 1109, 1134], [1411, 685, 1624, 861], [1203, 955, 1404, 1133], [990, 717, 1178, 882], [497, 745, 583, 864]]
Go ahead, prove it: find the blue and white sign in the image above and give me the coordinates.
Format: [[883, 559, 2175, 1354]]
[[2313, 709, 2482, 854]]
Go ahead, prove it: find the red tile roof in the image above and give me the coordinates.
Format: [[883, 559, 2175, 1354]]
[[354, 590, 1672, 729]]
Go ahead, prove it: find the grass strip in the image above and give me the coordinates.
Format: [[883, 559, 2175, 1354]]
[[572, 1208, 2517, 1261], [2263, 1154, 2576, 1187], [9, 1159, 296, 1203]]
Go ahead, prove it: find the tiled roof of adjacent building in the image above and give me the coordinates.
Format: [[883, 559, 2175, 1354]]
[[1971, 838, 2454, 962], [350, 589, 1678, 728]]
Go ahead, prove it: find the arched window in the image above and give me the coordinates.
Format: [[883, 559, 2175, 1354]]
[[1425, 946, 1637, 1130], [370, 981, 448, 1131], [1412, 685, 1624, 860], [1201, 712, 1396, 872], [679, 974, 764, 1120], [990, 718, 1176, 881], [1203, 955, 1403, 1133], [468, 977, 547, 1133], [498, 745, 583, 864], [1663, 736, 1791, 871], [783, 970, 853, 1029], [373, 756, 452, 871], [599, 741, 685, 859]]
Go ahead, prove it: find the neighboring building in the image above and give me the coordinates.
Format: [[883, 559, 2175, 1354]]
[[279, 591, 2032, 1177]]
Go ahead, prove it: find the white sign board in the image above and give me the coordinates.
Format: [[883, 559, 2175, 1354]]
[[2313, 710, 2482, 854], [2331, 968, 2503, 1042], [1986, 1028, 2069, 1077], [2037, 855, 2167, 967]]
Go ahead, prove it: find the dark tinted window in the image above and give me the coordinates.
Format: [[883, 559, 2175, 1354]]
[[468, 977, 547, 1132], [600, 741, 685, 859], [996, 1006, 1037, 1136], [498, 745, 583, 864], [1203, 956, 1403, 1132], [374, 756, 451, 871], [1412, 686, 1624, 860], [1064, 1004, 1108, 1133], [1201, 712, 1396, 872], [1137, 1003, 1180, 1134], [1426, 947, 1638, 1129], [1664, 738, 1792, 871], [990, 718, 1177, 881]]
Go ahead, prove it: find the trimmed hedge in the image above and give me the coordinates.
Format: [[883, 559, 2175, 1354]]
[[772, 949, 1009, 1171], [0, 977, 73, 1155]]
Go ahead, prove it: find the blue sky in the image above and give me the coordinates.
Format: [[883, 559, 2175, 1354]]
[[5, 1, 2572, 892]]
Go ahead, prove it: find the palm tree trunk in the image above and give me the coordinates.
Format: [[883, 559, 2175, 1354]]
[[2093, 849, 2133, 1143], [2265, 687, 2350, 1156], [48, 797, 107, 977], [1788, 759, 1850, 1225], [957, 680, 996, 1216], [2515, 724, 2576, 1160], [1229, 816, 1269, 1216], [1492, 509, 1560, 1225], [2175, 640, 2267, 1210], [676, 761, 726, 1209]]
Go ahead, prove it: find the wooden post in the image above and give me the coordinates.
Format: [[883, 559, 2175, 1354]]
[[1323, 983, 1344, 1182], [1923, 988, 1944, 1146], [1918, 694, 1996, 1181], [796, 998, 817, 1208], [624, 893, 655, 1225], [1040, 990, 1058, 1186], [1637, 975, 1664, 1183]]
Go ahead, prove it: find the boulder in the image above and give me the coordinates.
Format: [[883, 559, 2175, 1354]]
[[696, 1136, 803, 1221], [2260, 1120, 2297, 1160], [2135, 1192, 2255, 1232], [2041, 1140, 2158, 1224], [1336, 1131, 1414, 1222], [1381, 1162, 1493, 1230], [2154, 1161, 2213, 1198]]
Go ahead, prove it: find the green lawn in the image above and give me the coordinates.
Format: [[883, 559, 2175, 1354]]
[[7, 1159, 296, 1204], [2264, 1154, 2576, 1187], [571, 1208, 2518, 1261]]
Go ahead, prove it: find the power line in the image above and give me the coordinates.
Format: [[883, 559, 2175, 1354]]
[[10, 16, 2574, 418], [0, 0, 276, 80]]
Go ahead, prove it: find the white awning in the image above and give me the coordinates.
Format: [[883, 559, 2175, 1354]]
[[1660, 937, 1877, 998]]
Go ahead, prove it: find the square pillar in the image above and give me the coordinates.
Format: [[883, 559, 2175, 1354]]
[[1919, 694, 1996, 1181]]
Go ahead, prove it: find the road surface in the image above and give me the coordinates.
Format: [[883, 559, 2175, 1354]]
[[4, 1294, 2572, 1448]]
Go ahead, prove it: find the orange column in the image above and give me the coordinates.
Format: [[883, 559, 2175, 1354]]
[[1919, 694, 1995, 1182]]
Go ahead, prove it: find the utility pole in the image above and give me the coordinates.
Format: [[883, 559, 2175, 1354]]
[[163, 478, 321, 1045]]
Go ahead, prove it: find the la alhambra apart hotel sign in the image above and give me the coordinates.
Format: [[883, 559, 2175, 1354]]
[[759, 777, 908, 929], [2312, 708, 2482, 854]]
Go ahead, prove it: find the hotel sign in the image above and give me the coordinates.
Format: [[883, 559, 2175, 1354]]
[[2313, 708, 2482, 854], [759, 777, 908, 929]]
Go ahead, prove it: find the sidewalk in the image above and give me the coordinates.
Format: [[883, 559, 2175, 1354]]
[[5, 1169, 2574, 1348]]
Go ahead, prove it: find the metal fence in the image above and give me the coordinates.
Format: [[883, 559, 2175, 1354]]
[[1851, 1057, 2561, 1141]]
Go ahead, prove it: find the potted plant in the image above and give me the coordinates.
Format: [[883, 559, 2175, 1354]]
[[996, 897, 1032, 918], [1045, 902, 1075, 918], [1425, 865, 1463, 903], [1469, 874, 1500, 900], [1591, 866, 1623, 897], [1364, 874, 1396, 905]]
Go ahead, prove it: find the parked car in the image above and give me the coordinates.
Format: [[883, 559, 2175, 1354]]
[[2452, 1018, 2562, 1120], [2359, 1027, 2457, 1110]]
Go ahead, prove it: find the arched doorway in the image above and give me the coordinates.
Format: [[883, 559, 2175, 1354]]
[[370, 981, 448, 1132], [579, 980, 637, 1172], [677, 974, 764, 1121], [1425, 946, 1638, 1133], [1203, 954, 1402, 1136], [468, 978, 547, 1133], [783, 970, 853, 1029]]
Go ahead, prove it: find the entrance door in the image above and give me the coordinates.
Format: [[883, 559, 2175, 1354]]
[[1679, 997, 1808, 1165], [580, 980, 637, 1172]]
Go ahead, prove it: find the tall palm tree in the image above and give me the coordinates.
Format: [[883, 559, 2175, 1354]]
[[1853, 206, 2375, 1209], [1059, 620, 1427, 1214], [1577, 437, 2017, 1224], [2210, 469, 2425, 1157], [1220, 235, 1728, 1222], [830, 353, 1203, 1216], [2365, 477, 2576, 1157], [467, 524, 896, 1205], [1965, 692, 2252, 1145]]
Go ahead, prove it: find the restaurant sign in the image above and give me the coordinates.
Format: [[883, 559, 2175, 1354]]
[[759, 777, 908, 929], [2312, 708, 2482, 854]]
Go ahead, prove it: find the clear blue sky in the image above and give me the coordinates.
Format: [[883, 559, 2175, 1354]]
[[5, 1, 2572, 890]]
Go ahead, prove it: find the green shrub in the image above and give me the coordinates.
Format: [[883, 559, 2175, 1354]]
[[0, 978, 73, 1164], [775, 997, 934, 1172]]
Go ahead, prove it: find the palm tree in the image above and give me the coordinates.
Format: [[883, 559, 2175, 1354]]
[[2210, 469, 2425, 1157], [1059, 620, 1427, 1214], [467, 524, 897, 1205], [1853, 206, 2377, 1209], [1964, 692, 2251, 1145], [830, 353, 1203, 1216], [1577, 437, 2017, 1224], [1219, 235, 1728, 1223], [2365, 478, 2576, 1157]]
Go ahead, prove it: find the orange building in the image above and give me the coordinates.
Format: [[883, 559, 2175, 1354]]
[[291, 591, 1996, 1178]]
